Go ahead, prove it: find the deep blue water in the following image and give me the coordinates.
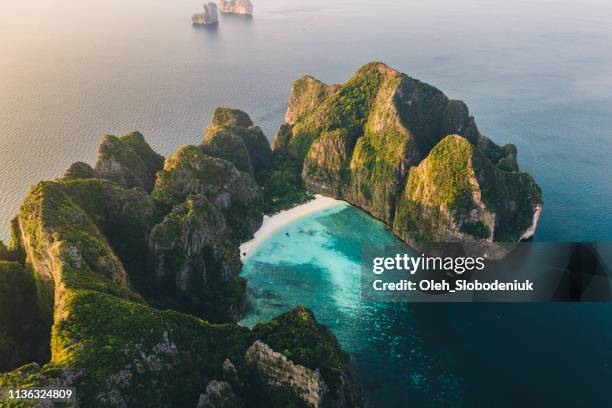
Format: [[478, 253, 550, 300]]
[[241, 206, 612, 407]]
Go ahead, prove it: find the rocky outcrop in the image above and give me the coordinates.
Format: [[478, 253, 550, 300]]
[[1, 131, 359, 407], [197, 381, 241, 408], [153, 145, 263, 241], [245, 341, 328, 407], [249, 306, 360, 408], [218, 0, 253, 15], [193, 3, 220, 25], [148, 195, 245, 321], [201, 108, 272, 178], [95, 131, 164, 192], [63, 161, 98, 180], [393, 135, 542, 256], [274, 62, 542, 252]]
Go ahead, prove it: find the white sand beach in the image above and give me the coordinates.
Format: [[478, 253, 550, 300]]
[[240, 195, 348, 260]]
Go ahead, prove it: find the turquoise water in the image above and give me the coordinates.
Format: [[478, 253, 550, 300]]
[[241, 206, 612, 407]]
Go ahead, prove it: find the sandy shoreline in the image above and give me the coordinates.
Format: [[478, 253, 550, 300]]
[[240, 195, 347, 260]]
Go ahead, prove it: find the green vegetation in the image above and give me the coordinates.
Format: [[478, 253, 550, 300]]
[[275, 62, 542, 247], [202, 127, 254, 175], [407, 135, 476, 211], [212, 107, 254, 128], [460, 221, 491, 240], [0, 127, 356, 406], [95, 131, 164, 192], [0, 261, 50, 372], [257, 151, 314, 215]]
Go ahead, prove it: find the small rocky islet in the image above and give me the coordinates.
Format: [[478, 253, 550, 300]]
[[0, 62, 541, 407], [192, 3, 220, 26], [192, 0, 253, 26]]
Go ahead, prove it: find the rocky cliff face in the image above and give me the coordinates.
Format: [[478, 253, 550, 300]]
[[393, 135, 542, 254], [153, 144, 263, 242], [201, 108, 273, 178], [274, 62, 542, 253], [193, 3, 220, 25], [219, 0, 254, 15], [245, 340, 329, 407], [0, 129, 359, 407], [148, 195, 246, 321], [95, 132, 164, 192]]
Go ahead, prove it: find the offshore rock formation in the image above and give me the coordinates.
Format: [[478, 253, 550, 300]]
[[201, 108, 273, 178], [219, 0, 254, 15], [193, 3, 220, 25], [274, 62, 542, 255], [0, 125, 359, 406]]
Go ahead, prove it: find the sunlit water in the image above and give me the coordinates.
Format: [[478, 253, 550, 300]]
[[2, 1, 612, 406], [1, 0, 612, 240], [241, 206, 612, 407]]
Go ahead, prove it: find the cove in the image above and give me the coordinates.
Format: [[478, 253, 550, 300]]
[[240, 205, 612, 407]]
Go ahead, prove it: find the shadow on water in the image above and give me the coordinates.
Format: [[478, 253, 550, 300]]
[[192, 23, 220, 37], [220, 13, 254, 24]]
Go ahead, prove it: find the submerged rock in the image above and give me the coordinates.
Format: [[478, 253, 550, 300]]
[[193, 3, 220, 25], [218, 0, 253, 15], [274, 62, 542, 253]]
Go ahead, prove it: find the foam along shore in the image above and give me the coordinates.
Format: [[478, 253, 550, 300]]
[[240, 195, 348, 260]]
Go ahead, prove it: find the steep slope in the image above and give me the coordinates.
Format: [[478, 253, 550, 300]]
[[201, 108, 273, 178], [393, 136, 542, 251], [274, 62, 541, 249], [153, 145, 264, 242], [95, 131, 164, 192], [0, 131, 359, 407]]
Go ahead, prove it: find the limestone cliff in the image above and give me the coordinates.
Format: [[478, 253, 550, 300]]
[[245, 341, 329, 407], [153, 145, 263, 241], [148, 195, 246, 321], [95, 131, 164, 192], [0, 133, 358, 407], [201, 108, 272, 177], [193, 3, 220, 25], [393, 135, 542, 255], [274, 62, 542, 251], [219, 0, 253, 15]]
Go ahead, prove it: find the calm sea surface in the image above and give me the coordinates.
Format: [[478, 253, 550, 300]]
[[1, 0, 611, 240], [2, 1, 612, 406]]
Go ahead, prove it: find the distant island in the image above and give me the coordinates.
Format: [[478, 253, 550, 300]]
[[192, 2, 219, 25], [219, 0, 254, 15], [0, 62, 540, 407]]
